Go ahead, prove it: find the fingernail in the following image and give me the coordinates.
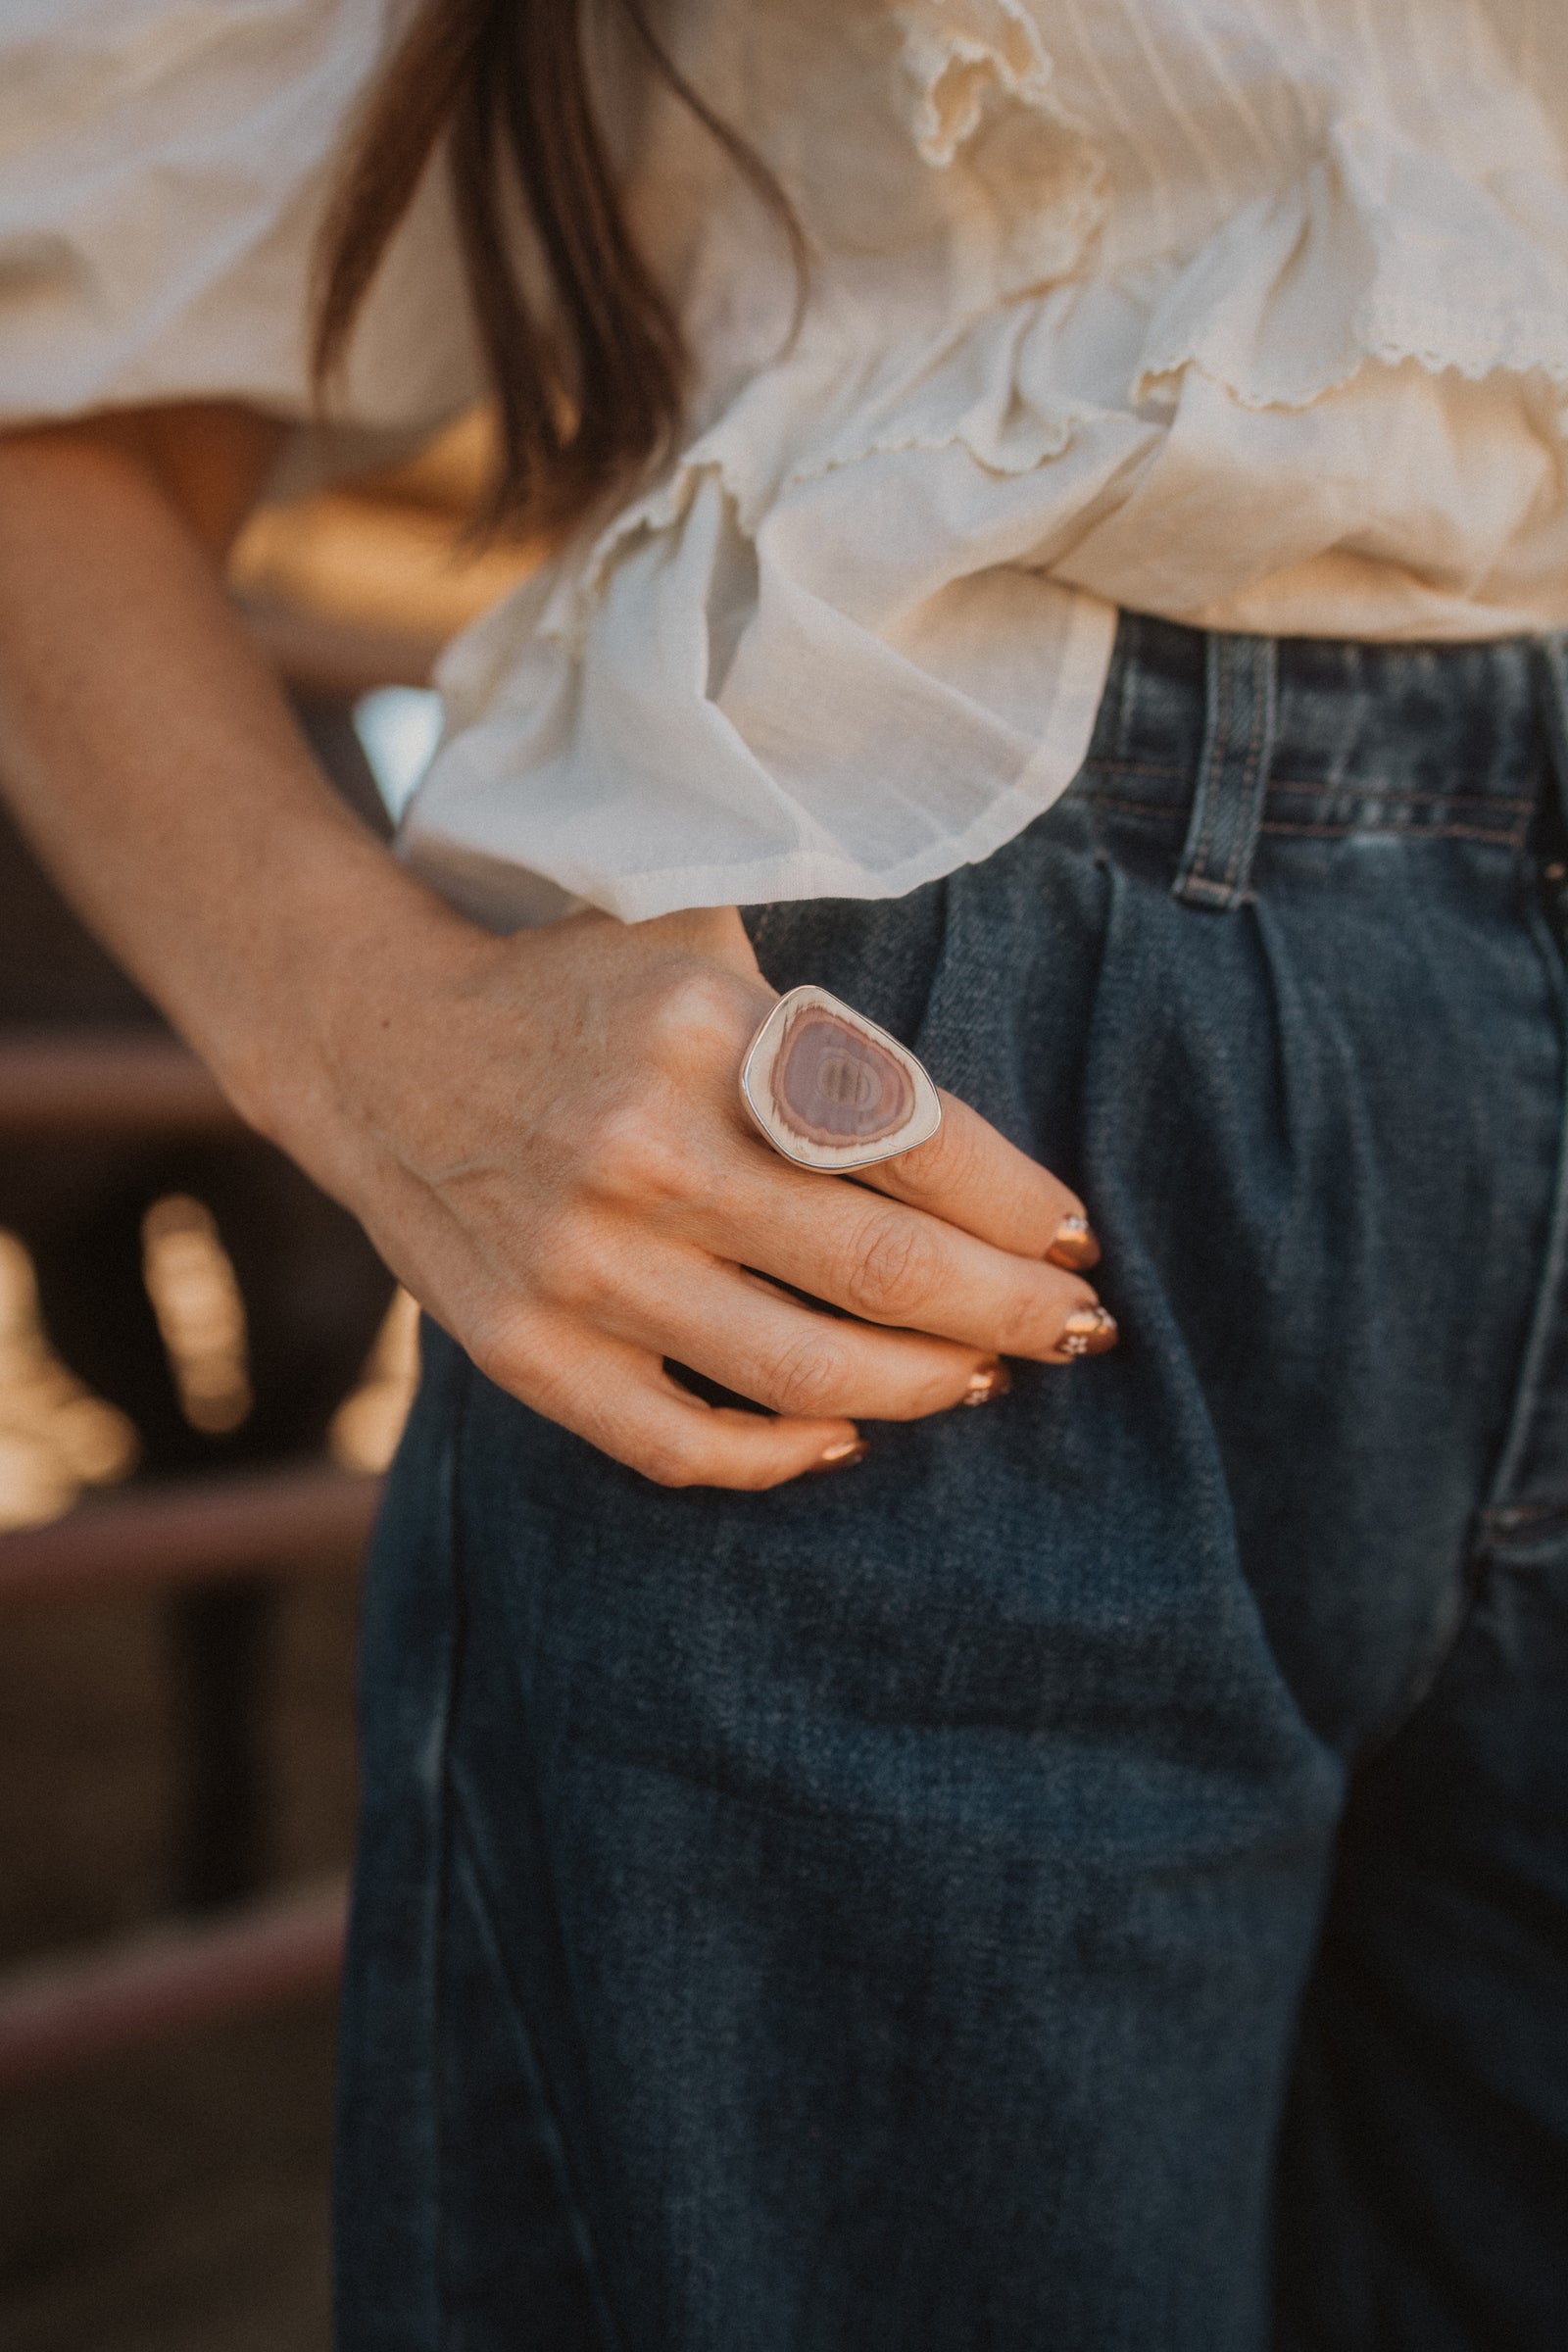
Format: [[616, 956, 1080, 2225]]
[[1056, 1304, 1118, 1358], [812, 1436, 869, 1470], [1048, 1214, 1101, 1271], [961, 1359, 1011, 1406]]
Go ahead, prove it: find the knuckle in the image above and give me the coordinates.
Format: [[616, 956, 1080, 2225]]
[[466, 1315, 533, 1401], [508, 1197, 605, 1309], [642, 965, 749, 1065], [634, 1429, 706, 1488], [907, 1111, 974, 1197], [583, 1095, 695, 1205], [843, 1205, 940, 1321], [762, 1328, 849, 1417], [538, 1224, 615, 1314]]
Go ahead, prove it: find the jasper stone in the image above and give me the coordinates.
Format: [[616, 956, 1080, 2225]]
[[739, 985, 942, 1171], [770, 1005, 915, 1148]]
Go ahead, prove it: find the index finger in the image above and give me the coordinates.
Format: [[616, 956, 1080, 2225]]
[[856, 1089, 1100, 1267]]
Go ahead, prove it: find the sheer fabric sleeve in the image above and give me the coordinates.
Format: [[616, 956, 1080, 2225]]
[[398, 0, 1568, 929], [0, 0, 480, 459]]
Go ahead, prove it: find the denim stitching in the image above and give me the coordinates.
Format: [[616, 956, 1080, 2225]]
[[1171, 639, 1275, 907], [1259, 819, 1528, 845], [1217, 641, 1270, 901], [1185, 637, 1235, 899], [1084, 764, 1534, 809], [1167, 640, 1228, 905], [1266, 786, 1535, 809], [1086, 794, 1528, 845], [1081, 759, 1189, 778]]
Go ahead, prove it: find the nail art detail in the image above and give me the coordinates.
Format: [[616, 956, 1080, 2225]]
[[813, 1436, 870, 1469], [1057, 1304, 1118, 1358], [1047, 1213, 1102, 1271], [961, 1360, 1011, 1406]]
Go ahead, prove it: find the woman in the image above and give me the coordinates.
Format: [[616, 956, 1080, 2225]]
[[1, 1, 1564, 2343]]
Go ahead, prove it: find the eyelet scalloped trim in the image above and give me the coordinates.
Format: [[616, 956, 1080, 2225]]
[[1135, 308, 1568, 414], [1125, 126, 1568, 414]]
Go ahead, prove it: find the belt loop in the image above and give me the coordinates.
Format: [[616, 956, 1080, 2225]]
[[1531, 635, 1568, 841], [1172, 632, 1278, 910]]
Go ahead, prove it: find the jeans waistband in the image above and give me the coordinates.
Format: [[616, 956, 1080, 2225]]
[[1077, 614, 1568, 909]]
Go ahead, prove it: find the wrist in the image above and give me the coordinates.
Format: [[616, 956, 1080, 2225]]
[[212, 826, 504, 1173]]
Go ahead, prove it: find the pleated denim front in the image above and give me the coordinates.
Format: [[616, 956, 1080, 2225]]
[[336, 614, 1568, 2352]]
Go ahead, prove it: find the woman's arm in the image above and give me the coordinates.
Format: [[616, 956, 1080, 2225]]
[[0, 409, 1110, 1488], [0, 408, 427, 1102]]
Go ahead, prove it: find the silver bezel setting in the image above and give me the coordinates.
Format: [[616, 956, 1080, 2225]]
[[738, 985, 943, 1172]]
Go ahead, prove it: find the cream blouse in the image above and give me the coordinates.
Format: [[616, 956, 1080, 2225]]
[[5, 0, 1568, 925]]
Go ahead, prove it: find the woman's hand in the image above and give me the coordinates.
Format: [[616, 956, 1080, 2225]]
[[0, 415, 1108, 1491], [289, 902, 1112, 1491]]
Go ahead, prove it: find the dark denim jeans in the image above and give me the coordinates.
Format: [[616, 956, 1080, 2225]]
[[335, 616, 1568, 2351]]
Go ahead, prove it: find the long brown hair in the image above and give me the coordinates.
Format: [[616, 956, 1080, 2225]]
[[314, 0, 801, 535]]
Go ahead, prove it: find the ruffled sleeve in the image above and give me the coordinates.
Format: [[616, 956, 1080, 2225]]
[[0, 0, 479, 451], [397, 0, 1127, 927], [400, 0, 1568, 928], [1131, 116, 1568, 414], [400, 297, 1131, 928]]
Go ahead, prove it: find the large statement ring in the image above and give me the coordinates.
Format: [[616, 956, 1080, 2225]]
[[739, 985, 943, 1172]]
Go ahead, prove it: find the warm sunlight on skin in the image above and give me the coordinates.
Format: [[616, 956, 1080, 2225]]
[[0, 413, 1109, 1493]]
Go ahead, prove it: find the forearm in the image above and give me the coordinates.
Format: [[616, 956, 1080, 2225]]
[[0, 410, 1110, 1489], [0, 416, 480, 1151]]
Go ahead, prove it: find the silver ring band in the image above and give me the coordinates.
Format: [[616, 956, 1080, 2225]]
[[739, 985, 942, 1172]]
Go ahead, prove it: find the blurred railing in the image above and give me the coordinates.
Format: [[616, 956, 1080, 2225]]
[[0, 1881, 353, 2091], [0, 1457, 380, 1606], [0, 1029, 237, 1138], [0, 1029, 376, 2088], [0, 425, 532, 2087]]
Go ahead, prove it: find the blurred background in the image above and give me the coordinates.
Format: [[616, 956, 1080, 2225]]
[[0, 414, 535, 2351]]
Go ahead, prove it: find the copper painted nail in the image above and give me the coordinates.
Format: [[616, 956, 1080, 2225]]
[[813, 1436, 869, 1470], [1047, 1213, 1101, 1271], [1056, 1304, 1118, 1358], [961, 1360, 1011, 1406]]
